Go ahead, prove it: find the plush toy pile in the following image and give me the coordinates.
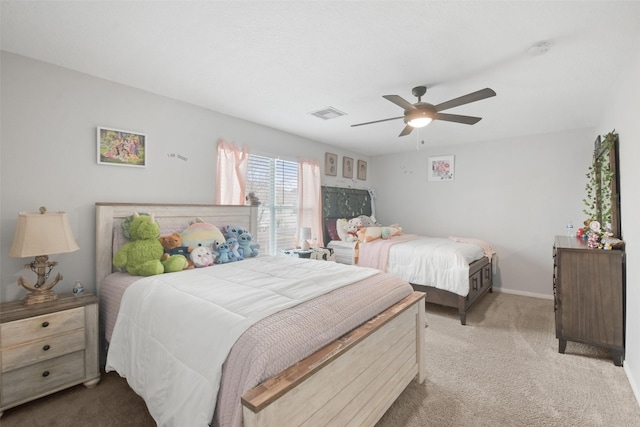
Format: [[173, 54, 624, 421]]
[[113, 213, 260, 276], [333, 214, 401, 243], [113, 213, 189, 276]]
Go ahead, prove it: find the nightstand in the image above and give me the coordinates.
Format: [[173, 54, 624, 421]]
[[0, 293, 100, 417], [280, 247, 335, 261]]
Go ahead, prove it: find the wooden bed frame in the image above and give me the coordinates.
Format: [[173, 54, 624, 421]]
[[410, 257, 492, 325], [321, 186, 493, 325], [95, 202, 425, 427]]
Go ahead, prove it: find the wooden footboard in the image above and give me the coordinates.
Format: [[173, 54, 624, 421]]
[[411, 257, 493, 325], [241, 291, 426, 427]]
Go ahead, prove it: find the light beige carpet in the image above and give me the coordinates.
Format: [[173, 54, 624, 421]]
[[2, 292, 639, 426]]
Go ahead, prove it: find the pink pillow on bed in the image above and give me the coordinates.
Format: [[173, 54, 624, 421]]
[[325, 219, 340, 241]]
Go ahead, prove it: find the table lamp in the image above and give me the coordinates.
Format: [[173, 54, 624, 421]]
[[9, 207, 79, 305], [300, 227, 312, 250]]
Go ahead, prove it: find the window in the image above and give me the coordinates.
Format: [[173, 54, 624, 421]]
[[247, 154, 298, 255]]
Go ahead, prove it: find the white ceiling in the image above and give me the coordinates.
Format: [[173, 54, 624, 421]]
[[2, 1, 640, 156]]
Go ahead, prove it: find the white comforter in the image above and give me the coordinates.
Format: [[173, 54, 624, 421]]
[[105, 256, 378, 427], [387, 237, 484, 296]]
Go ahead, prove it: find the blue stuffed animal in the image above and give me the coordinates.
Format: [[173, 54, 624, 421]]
[[226, 237, 242, 261], [238, 232, 259, 257], [223, 225, 245, 240], [215, 242, 231, 264]]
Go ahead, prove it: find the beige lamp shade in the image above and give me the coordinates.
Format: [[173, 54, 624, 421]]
[[10, 210, 79, 258]]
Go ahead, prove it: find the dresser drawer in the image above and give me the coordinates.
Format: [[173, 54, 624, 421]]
[[466, 270, 482, 302], [1, 307, 84, 348], [2, 329, 86, 372], [1, 351, 85, 406], [481, 263, 492, 287]]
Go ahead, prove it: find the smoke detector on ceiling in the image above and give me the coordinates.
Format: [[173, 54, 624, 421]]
[[309, 107, 347, 120], [528, 41, 552, 56]]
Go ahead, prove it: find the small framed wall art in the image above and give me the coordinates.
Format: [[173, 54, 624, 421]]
[[343, 156, 353, 178], [428, 155, 455, 181], [357, 160, 367, 180], [325, 152, 338, 176], [97, 127, 147, 167]]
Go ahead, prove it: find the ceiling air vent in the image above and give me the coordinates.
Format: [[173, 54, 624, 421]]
[[309, 107, 347, 120]]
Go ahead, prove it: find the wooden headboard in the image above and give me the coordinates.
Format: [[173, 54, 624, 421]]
[[321, 186, 372, 243], [95, 203, 258, 295]]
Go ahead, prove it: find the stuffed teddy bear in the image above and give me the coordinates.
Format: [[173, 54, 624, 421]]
[[113, 212, 187, 276], [190, 245, 215, 268], [345, 224, 359, 242], [159, 232, 194, 269], [238, 232, 259, 257], [344, 217, 363, 243]]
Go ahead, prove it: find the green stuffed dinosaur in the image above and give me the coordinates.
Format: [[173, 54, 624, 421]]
[[113, 212, 187, 276]]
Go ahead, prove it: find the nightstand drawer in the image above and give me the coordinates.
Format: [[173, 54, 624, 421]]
[[2, 329, 86, 372], [1, 351, 85, 406], [0, 307, 84, 348]]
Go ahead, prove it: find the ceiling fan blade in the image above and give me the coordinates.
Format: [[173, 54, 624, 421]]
[[434, 112, 482, 125], [383, 95, 417, 111], [351, 116, 404, 127], [399, 125, 414, 137], [434, 88, 496, 112]]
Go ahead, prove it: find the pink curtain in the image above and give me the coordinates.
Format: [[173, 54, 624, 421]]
[[216, 139, 249, 205], [297, 158, 324, 247]]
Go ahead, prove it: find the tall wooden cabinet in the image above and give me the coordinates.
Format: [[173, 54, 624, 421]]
[[553, 236, 625, 366]]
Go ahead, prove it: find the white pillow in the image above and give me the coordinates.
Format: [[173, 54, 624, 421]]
[[336, 218, 348, 241]]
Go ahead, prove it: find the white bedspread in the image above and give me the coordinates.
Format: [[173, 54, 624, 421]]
[[386, 237, 484, 296], [105, 256, 378, 427]]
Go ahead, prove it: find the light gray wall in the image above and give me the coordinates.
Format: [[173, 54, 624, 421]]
[[0, 52, 369, 302], [598, 49, 640, 405], [370, 127, 594, 298], [370, 48, 640, 404]]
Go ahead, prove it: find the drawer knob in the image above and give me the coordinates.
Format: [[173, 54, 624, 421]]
[[42, 321, 50, 328], [42, 371, 50, 377], [43, 344, 51, 351]]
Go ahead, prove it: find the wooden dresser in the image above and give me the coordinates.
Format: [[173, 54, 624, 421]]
[[553, 236, 625, 365], [0, 293, 100, 417]]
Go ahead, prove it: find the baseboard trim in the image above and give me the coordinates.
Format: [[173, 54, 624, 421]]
[[624, 361, 640, 408], [493, 287, 554, 300]]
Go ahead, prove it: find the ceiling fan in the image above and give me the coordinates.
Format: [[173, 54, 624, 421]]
[[351, 86, 496, 137]]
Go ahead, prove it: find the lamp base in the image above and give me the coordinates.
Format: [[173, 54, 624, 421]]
[[18, 262, 63, 306], [23, 289, 58, 305]]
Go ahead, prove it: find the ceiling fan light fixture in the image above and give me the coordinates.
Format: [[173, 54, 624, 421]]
[[407, 117, 432, 128]]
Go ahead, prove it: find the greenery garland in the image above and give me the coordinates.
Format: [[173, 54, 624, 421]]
[[582, 131, 617, 231]]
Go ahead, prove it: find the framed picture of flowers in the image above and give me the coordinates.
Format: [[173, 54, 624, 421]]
[[427, 155, 454, 181]]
